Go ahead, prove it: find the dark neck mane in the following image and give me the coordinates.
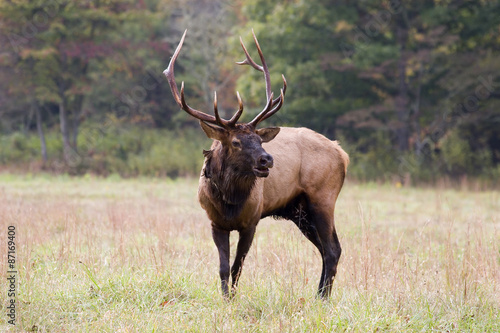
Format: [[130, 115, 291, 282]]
[[203, 147, 256, 220]]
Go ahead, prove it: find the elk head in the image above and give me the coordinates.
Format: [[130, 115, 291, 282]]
[[163, 30, 287, 178]]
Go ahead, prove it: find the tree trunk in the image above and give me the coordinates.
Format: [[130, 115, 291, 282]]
[[412, 66, 424, 157], [72, 95, 84, 150], [24, 104, 34, 136], [59, 95, 72, 165], [395, 18, 410, 152], [34, 100, 48, 164]]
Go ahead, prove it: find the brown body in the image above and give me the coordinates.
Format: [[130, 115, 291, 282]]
[[164, 30, 349, 298], [199, 127, 348, 229]]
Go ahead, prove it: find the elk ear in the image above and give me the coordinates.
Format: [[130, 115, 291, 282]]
[[200, 121, 227, 141], [256, 127, 280, 143]]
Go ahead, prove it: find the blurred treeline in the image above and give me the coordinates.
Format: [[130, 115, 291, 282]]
[[1, 0, 499, 184]]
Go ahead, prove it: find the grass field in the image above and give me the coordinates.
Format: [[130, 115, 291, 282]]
[[1, 174, 499, 332]]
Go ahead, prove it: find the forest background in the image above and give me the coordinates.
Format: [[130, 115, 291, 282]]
[[1, 0, 499, 186]]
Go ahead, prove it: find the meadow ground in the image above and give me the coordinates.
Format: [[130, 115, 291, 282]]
[[0, 174, 499, 332]]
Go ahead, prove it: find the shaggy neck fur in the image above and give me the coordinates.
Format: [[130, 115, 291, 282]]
[[203, 146, 257, 220]]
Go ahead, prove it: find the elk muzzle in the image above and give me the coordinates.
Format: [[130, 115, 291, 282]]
[[253, 152, 274, 177]]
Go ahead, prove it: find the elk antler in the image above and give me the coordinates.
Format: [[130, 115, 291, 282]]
[[163, 29, 286, 129], [237, 29, 287, 128], [164, 30, 244, 129]]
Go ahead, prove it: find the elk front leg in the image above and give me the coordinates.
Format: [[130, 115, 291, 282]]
[[212, 227, 230, 297], [231, 226, 256, 295]]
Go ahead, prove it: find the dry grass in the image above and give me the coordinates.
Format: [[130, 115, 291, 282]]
[[0, 174, 499, 332]]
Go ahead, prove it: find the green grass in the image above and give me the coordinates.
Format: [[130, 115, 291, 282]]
[[1, 174, 499, 332]]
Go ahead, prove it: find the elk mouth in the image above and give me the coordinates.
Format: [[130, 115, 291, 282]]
[[253, 166, 270, 177]]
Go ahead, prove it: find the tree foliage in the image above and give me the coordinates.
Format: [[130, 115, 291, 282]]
[[1, 0, 499, 183]]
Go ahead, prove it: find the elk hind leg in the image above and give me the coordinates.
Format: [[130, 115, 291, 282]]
[[309, 204, 342, 298], [274, 193, 341, 298], [287, 197, 333, 297]]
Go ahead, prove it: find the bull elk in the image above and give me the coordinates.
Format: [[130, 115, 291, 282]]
[[163, 30, 349, 298]]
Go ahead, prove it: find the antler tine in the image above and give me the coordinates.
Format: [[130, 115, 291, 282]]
[[164, 30, 219, 125], [248, 92, 274, 128], [213, 91, 229, 128], [249, 73, 287, 127], [236, 37, 263, 72], [260, 87, 285, 123], [236, 30, 272, 102], [251, 29, 272, 102], [271, 75, 287, 107], [227, 92, 244, 126]]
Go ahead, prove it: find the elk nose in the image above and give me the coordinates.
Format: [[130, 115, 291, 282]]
[[258, 153, 274, 168]]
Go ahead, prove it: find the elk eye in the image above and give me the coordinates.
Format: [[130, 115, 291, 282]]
[[232, 140, 241, 148]]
